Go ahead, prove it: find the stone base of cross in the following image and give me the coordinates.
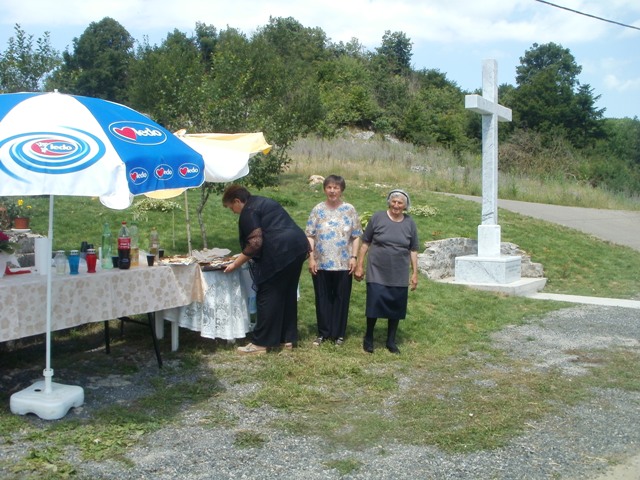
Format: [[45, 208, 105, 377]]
[[455, 59, 522, 285]]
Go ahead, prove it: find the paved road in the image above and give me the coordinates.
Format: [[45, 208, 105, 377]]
[[449, 194, 640, 252]]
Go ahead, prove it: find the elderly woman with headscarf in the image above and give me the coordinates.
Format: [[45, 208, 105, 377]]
[[354, 189, 419, 354]]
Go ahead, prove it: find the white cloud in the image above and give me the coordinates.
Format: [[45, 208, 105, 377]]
[[604, 74, 640, 93]]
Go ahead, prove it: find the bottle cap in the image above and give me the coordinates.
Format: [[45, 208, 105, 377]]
[[70, 249, 79, 255]]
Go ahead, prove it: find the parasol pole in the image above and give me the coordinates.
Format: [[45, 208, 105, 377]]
[[184, 192, 193, 255], [43, 195, 54, 393]]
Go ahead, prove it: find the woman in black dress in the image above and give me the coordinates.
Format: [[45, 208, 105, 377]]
[[222, 185, 310, 354]]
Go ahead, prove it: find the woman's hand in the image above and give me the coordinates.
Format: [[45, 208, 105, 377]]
[[308, 256, 318, 275], [354, 265, 364, 282], [410, 272, 418, 291], [224, 262, 238, 273], [348, 257, 357, 274]]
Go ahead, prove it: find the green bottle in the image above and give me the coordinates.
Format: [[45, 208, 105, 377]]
[[101, 222, 113, 269]]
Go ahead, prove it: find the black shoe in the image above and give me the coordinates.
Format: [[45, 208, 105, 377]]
[[363, 337, 374, 353], [386, 343, 400, 354]]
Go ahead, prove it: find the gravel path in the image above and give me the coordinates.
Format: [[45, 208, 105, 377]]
[[4, 303, 634, 480]]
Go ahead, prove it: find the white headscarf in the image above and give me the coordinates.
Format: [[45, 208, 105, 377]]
[[387, 189, 411, 211]]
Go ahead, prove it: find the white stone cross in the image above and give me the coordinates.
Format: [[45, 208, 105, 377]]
[[465, 59, 512, 257]]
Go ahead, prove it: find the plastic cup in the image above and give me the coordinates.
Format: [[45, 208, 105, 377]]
[[158, 248, 165, 259], [146, 254, 155, 267]]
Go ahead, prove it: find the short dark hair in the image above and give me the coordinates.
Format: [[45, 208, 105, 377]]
[[222, 184, 251, 205], [323, 174, 346, 191]]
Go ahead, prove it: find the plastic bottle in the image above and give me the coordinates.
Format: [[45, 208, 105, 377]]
[[101, 223, 113, 269], [129, 222, 139, 267], [117, 221, 131, 270], [149, 227, 160, 259]]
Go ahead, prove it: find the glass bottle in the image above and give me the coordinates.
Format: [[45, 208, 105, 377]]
[[149, 227, 159, 259], [101, 223, 113, 269], [117, 221, 131, 270], [129, 222, 139, 267], [54, 250, 67, 275], [68, 249, 80, 275], [86, 248, 97, 273]]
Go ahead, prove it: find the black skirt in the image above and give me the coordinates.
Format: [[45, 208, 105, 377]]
[[365, 282, 408, 319]]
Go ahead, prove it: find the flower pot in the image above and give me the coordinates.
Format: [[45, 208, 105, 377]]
[[13, 217, 29, 230]]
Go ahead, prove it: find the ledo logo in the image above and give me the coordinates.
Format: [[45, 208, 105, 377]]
[[30, 139, 79, 158], [154, 164, 174, 180], [129, 167, 149, 185], [110, 122, 167, 145], [178, 163, 200, 179], [0, 130, 105, 179]]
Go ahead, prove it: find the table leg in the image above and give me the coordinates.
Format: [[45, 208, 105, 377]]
[[147, 312, 163, 368], [171, 320, 179, 352], [155, 316, 164, 339], [116, 315, 163, 368], [104, 320, 111, 354]]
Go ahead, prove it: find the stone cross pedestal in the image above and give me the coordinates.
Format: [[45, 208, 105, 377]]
[[455, 59, 521, 284]]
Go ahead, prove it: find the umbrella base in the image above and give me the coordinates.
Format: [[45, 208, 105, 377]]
[[10, 381, 84, 420]]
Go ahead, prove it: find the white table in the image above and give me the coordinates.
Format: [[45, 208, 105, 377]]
[[157, 266, 255, 351], [0, 264, 203, 343]]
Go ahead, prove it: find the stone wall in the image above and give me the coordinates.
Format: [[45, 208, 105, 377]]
[[4, 231, 41, 267], [417, 237, 544, 280]]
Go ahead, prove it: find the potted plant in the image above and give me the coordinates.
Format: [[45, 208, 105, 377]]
[[0, 197, 34, 230]]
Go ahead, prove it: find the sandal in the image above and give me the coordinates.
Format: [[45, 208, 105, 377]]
[[335, 337, 345, 346], [312, 336, 325, 347], [280, 342, 293, 350], [237, 343, 267, 355]]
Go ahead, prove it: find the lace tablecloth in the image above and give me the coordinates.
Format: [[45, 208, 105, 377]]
[[157, 267, 254, 350], [0, 264, 203, 343]]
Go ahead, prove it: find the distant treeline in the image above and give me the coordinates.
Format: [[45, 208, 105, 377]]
[[2, 18, 639, 194]]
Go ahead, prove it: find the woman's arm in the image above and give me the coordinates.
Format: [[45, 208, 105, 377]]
[[354, 242, 369, 281], [409, 250, 418, 290], [224, 227, 262, 273], [348, 237, 361, 274], [307, 236, 317, 275]]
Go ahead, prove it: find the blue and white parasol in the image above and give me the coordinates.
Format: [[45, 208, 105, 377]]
[[0, 91, 205, 419]]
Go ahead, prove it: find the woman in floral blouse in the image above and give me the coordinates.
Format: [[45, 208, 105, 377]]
[[306, 175, 361, 346]]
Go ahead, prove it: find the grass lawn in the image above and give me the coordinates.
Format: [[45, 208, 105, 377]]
[[1, 170, 640, 476]]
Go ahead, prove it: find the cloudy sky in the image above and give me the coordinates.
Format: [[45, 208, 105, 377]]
[[1, 0, 638, 118]]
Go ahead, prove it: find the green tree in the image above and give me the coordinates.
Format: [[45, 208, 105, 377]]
[[48, 17, 134, 102], [0, 24, 60, 92], [367, 31, 414, 133], [375, 30, 413, 76], [317, 54, 380, 134], [398, 69, 469, 150], [195, 22, 218, 72], [511, 42, 605, 147], [128, 30, 208, 130]]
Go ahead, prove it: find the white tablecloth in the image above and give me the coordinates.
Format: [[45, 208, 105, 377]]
[[158, 266, 254, 350], [0, 264, 203, 343]]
